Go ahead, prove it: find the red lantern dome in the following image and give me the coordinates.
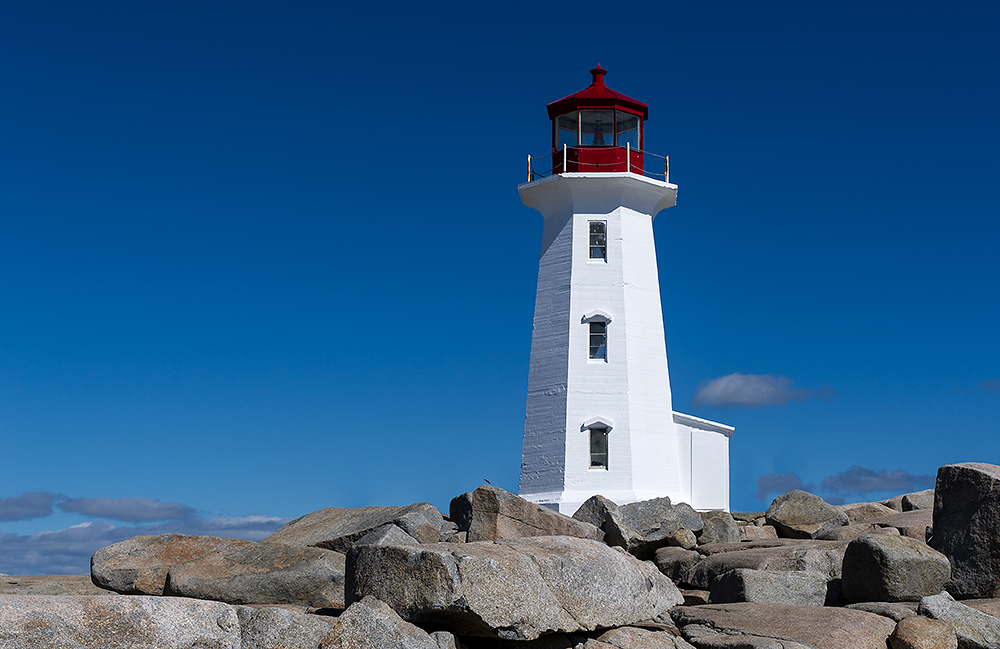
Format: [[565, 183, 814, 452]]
[[546, 65, 648, 174]]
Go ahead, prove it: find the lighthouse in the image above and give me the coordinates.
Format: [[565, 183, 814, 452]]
[[518, 66, 733, 514]]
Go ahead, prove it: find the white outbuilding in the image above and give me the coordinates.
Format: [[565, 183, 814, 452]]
[[519, 66, 733, 515]]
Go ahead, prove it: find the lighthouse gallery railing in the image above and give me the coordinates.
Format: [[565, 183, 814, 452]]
[[526, 143, 670, 183]]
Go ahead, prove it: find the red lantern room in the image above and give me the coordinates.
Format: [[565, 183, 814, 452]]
[[547, 65, 648, 174]]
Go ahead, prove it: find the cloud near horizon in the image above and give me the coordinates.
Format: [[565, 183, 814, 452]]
[[755, 465, 935, 504], [0, 492, 65, 522], [692, 373, 836, 409], [0, 492, 293, 574], [0, 515, 292, 575], [57, 497, 196, 522]]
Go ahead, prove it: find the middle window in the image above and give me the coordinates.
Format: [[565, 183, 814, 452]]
[[589, 321, 607, 360]]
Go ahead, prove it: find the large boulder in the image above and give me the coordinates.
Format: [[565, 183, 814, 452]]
[[902, 489, 936, 511], [572, 494, 619, 531], [593, 626, 695, 648], [654, 546, 702, 584], [837, 501, 900, 523], [321, 596, 438, 649], [817, 522, 900, 542], [671, 603, 895, 649], [697, 511, 740, 545], [604, 497, 703, 559], [686, 541, 848, 590], [264, 502, 447, 552], [0, 594, 241, 648], [91, 534, 250, 595], [919, 591, 1000, 649], [841, 534, 951, 603], [451, 485, 602, 543], [165, 541, 347, 608], [889, 615, 957, 649], [872, 510, 934, 541], [346, 535, 681, 641], [0, 574, 112, 596], [764, 490, 848, 539], [236, 605, 338, 649], [928, 462, 1000, 598], [709, 569, 828, 606]]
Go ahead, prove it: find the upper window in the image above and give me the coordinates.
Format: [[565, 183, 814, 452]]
[[580, 110, 614, 146], [589, 426, 609, 469], [616, 111, 640, 150], [589, 221, 606, 260], [589, 321, 607, 360], [555, 112, 578, 149]]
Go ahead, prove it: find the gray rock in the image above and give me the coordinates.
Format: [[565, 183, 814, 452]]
[[594, 625, 695, 648], [845, 601, 918, 622], [963, 598, 1000, 619], [355, 524, 420, 547], [265, 502, 447, 552], [321, 595, 437, 649], [678, 624, 813, 648], [449, 492, 473, 531], [928, 462, 1000, 598], [872, 509, 934, 541], [91, 533, 252, 595], [668, 528, 698, 550], [0, 574, 112, 596], [919, 591, 1000, 649], [604, 497, 703, 560], [889, 615, 957, 649], [686, 541, 848, 590], [236, 605, 338, 648], [764, 490, 849, 539], [346, 535, 681, 641], [654, 546, 702, 584], [697, 511, 740, 545], [429, 630, 464, 649], [842, 533, 950, 603], [457, 485, 603, 543], [0, 594, 241, 648], [731, 512, 765, 524], [165, 540, 347, 608], [837, 501, 900, 523], [739, 525, 778, 541], [709, 569, 828, 606], [572, 494, 618, 530], [817, 522, 899, 542], [671, 603, 896, 649], [902, 489, 936, 512]]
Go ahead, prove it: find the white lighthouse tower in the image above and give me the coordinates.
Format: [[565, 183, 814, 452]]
[[519, 66, 733, 514]]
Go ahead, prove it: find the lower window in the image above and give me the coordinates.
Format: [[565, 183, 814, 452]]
[[589, 427, 608, 469]]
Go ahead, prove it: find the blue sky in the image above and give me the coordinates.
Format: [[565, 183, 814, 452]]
[[2, 1, 998, 574]]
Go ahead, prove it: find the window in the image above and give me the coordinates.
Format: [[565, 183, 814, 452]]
[[580, 109, 613, 146], [589, 321, 607, 360], [555, 112, 578, 149], [589, 426, 609, 469], [616, 110, 640, 150], [589, 221, 606, 260]]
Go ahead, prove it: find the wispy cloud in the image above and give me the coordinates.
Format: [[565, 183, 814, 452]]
[[58, 497, 195, 522], [820, 465, 935, 496], [0, 492, 64, 522], [755, 465, 936, 505], [692, 373, 836, 409], [978, 379, 1000, 392], [0, 516, 291, 575]]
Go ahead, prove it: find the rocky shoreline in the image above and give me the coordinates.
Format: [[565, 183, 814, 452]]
[[3, 461, 1000, 648]]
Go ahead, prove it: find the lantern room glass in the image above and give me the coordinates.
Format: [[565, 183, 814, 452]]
[[616, 111, 640, 150], [556, 112, 578, 149], [580, 110, 613, 146]]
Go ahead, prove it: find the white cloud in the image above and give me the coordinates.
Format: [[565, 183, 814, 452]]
[[692, 373, 836, 409]]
